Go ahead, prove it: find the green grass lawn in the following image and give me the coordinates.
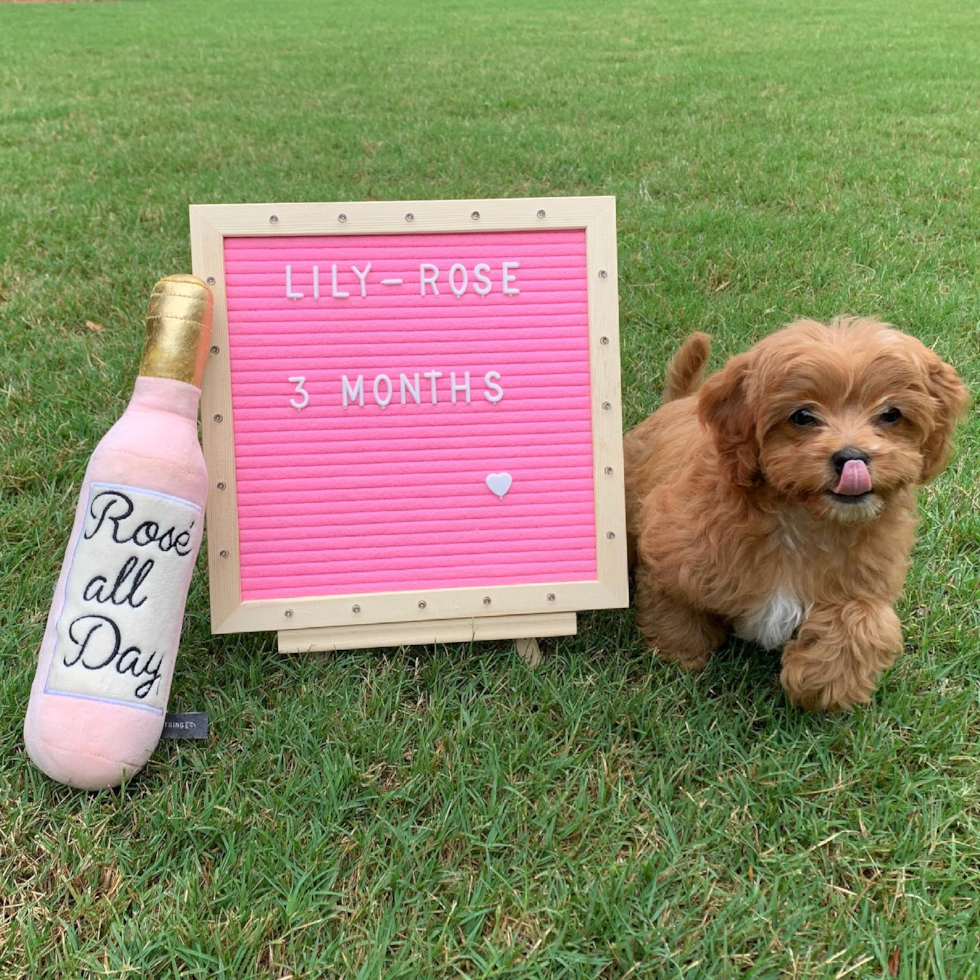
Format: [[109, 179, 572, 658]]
[[2, 0, 979, 976]]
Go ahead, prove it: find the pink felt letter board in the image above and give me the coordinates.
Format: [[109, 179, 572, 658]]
[[190, 197, 626, 654]]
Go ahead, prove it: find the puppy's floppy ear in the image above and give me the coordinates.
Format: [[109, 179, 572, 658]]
[[697, 352, 760, 487], [919, 351, 969, 483]]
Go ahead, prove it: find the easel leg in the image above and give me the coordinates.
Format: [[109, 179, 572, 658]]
[[515, 637, 542, 668]]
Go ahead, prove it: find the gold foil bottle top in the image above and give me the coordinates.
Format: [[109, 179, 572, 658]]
[[138, 274, 214, 387]]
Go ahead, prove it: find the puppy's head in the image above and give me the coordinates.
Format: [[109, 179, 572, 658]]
[[697, 318, 969, 522]]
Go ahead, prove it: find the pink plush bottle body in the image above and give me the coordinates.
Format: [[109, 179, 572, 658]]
[[24, 275, 213, 790]]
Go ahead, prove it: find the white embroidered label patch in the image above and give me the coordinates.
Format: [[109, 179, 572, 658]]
[[45, 483, 202, 712]]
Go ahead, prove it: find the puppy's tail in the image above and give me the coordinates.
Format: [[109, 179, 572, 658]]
[[664, 332, 711, 402]]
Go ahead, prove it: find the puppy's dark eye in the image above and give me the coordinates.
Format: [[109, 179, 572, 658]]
[[878, 407, 902, 424], [789, 409, 819, 427]]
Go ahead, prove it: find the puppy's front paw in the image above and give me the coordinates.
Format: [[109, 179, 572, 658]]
[[779, 640, 877, 711], [633, 566, 724, 671], [647, 640, 711, 673], [779, 602, 902, 712], [780, 643, 874, 712]]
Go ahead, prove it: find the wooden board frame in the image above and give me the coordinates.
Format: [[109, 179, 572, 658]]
[[190, 196, 627, 640]]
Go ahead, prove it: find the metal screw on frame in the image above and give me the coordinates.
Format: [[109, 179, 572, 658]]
[[471, 211, 480, 220], [216, 481, 226, 491], [352, 604, 361, 614], [209, 345, 219, 355], [598, 269, 608, 279], [405, 212, 415, 222], [284, 609, 293, 618], [483, 596, 492, 606], [606, 531, 616, 539], [206, 276, 216, 286], [600, 336, 610, 345], [213, 414, 223, 423], [338, 213, 347, 223], [604, 466, 613, 476], [602, 402, 611, 411], [547, 593, 556, 602], [269, 214, 279, 224], [537, 209, 546, 219], [219, 550, 229, 559], [418, 600, 427, 609]]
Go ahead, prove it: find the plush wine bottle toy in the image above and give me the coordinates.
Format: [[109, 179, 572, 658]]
[[24, 275, 213, 789]]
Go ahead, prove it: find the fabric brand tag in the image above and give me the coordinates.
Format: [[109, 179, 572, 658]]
[[161, 711, 209, 739]]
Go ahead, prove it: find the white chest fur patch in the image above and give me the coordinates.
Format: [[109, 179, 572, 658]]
[[737, 590, 806, 650]]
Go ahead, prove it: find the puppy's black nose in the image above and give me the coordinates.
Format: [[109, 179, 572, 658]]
[[831, 447, 869, 474]]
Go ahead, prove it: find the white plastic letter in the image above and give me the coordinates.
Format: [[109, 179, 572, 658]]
[[502, 262, 520, 295], [400, 373, 421, 405], [286, 265, 303, 300], [342, 374, 364, 407], [373, 373, 393, 409], [484, 370, 504, 404], [448, 263, 468, 298], [352, 263, 371, 298], [420, 264, 440, 296], [423, 369, 443, 404], [331, 263, 350, 299], [473, 262, 492, 296], [288, 376, 309, 411], [450, 371, 471, 404]]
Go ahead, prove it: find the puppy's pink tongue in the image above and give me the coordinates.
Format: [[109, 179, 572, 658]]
[[834, 459, 872, 495]]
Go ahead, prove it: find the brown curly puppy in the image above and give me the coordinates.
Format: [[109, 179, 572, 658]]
[[624, 318, 968, 711]]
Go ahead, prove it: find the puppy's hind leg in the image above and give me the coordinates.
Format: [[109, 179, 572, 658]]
[[634, 562, 725, 671]]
